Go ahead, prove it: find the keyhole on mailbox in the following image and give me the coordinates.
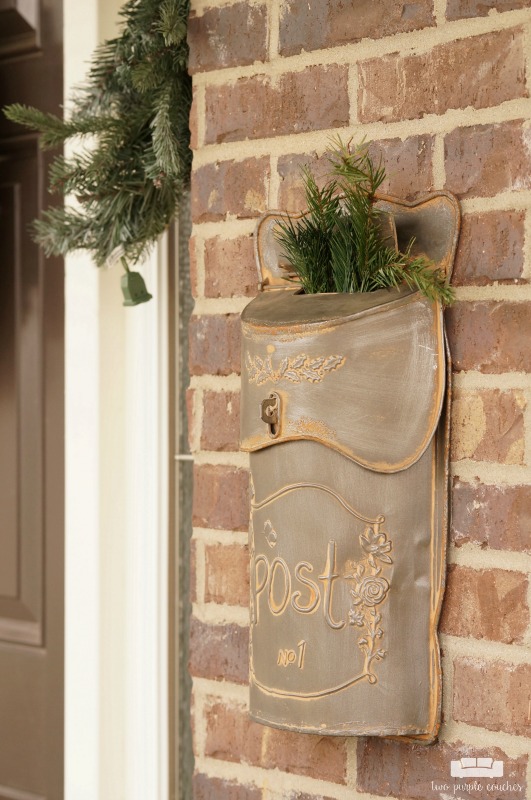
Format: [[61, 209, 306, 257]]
[[261, 392, 281, 439]]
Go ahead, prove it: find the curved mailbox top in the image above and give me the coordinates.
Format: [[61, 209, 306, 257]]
[[240, 286, 445, 474]]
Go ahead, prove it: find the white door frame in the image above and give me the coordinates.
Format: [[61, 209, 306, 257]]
[[64, 2, 170, 796]]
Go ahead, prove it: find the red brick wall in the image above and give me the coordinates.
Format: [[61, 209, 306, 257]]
[[187, 3, 531, 797]]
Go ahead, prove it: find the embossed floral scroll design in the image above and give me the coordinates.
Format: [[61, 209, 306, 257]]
[[246, 352, 345, 386], [345, 524, 393, 685]]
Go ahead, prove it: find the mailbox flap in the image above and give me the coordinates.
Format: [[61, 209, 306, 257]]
[[240, 286, 445, 473]]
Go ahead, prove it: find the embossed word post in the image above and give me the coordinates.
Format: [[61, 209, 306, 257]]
[[240, 192, 460, 742]]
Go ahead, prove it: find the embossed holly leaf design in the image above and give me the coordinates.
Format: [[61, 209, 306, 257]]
[[277, 357, 289, 378], [291, 354, 306, 369], [265, 357, 276, 379], [246, 352, 259, 382], [322, 355, 344, 372]]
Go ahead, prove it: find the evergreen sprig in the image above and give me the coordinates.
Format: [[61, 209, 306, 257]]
[[3, 0, 191, 269], [275, 138, 454, 304]]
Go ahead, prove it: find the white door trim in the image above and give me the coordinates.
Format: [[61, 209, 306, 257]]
[[64, 3, 170, 795]]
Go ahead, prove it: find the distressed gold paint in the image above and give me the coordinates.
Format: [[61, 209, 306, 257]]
[[241, 191, 459, 742]]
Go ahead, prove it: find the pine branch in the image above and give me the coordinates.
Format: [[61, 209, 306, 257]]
[[2, 0, 192, 271], [275, 137, 455, 304]]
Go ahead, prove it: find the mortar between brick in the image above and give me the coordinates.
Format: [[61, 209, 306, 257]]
[[193, 600, 250, 626], [267, 0, 280, 61], [193, 676, 250, 706], [193, 297, 251, 315], [451, 460, 531, 484], [190, 374, 242, 391], [193, 527, 248, 545], [453, 372, 531, 390], [434, 0, 448, 25], [193, 450, 249, 467], [455, 285, 531, 300], [448, 541, 531, 572], [462, 190, 531, 213], [441, 719, 531, 758], [192, 219, 257, 239], [441, 632, 531, 669]]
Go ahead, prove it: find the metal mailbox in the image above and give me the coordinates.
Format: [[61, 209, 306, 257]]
[[240, 192, 460, 742]]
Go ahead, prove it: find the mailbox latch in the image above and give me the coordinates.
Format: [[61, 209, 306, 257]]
[[261, 392, 281, 439]]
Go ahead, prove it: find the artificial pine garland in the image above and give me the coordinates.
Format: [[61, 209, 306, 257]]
[[276, 139, 455, 304], [4, 0, 191, 271]]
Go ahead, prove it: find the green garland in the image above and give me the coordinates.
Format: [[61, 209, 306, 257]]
[[4, 0, 191, 274]]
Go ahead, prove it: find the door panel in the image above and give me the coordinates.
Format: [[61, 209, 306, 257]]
[[0, 0, 64, 797]]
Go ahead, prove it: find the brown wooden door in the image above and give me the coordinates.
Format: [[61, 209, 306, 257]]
[[0, 1, 64, 798]]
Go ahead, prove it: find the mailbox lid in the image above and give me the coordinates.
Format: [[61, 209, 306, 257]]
[[240, 286, 445, 473]]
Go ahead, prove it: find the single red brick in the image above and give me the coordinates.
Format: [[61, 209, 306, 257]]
[[370, 135, 435, 199], [188, 3, 267, 74], [359, 29, 526, 123], [193, 774, 260, 800], [444, 120, 531, 199], [440, 564, 529, 644], [276, 135, 434, 211], [451, 481, 531, 553], [189, 314, 241, 377], [186, 387, 197, 452], [357, 737, 528, 799], [193, 464, 249, 531], [201, 390, 241, 452], [451, 389, 525, 464], [191, 158, 270, 223], [447, 0, 530, 18], [262, 727, 347, 784], [205, 65, 349, 144], [204, 542, 249, 606], [446, 301, 531, 372], [453, 211, 526, 286], [189, 236, 200, 297], [204, 700, 263, 766], [190, 538, 198, 603], [189, 617, 249, 684], [204, 236, 258, 298], [277, 151, 330, 211], [279, 0, 434, 56], [453, 658, 531, 737], [190, 86, 199, 151]]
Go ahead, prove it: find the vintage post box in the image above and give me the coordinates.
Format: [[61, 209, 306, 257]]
[[240, 192, 460, 742]]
